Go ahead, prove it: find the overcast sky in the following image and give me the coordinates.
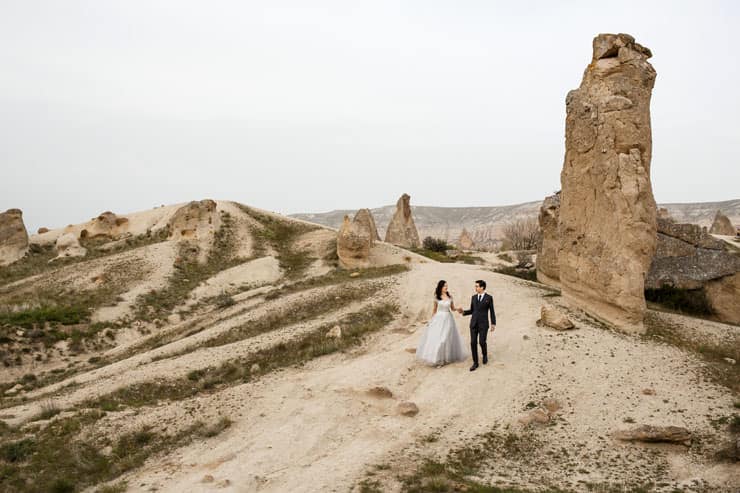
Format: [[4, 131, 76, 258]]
[[1, 1, 738, 232]]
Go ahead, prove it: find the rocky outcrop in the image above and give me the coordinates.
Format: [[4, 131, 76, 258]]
[[657, 207, 673, 221], [648, 218, 740, 324], [458, 228, 475, 250], [385, 194, 420, 248], [168, 200, 219, 241], [536, 193, 560, 286], [80, 211, 130, 240], [558, 33, 658, 333], [353, 208, 380, 241], [709, 210, 736, 236], [0, 209, 29, 266], [53, 232, 87, 260], [337, 214, 373, 269]]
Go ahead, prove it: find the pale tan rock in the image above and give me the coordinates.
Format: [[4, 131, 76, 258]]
[[558, 33, 657, 333], [397, 401, 419, 416], [82, 211, 130, 240], [385, 194, 420, 248], [53, 232, 87, 260], [709, 210, 736, 236], [704, 272, 740, 325], [337, 215, 372, 269], [458, 228, 475, 250], [353, 208, 380, 241], [536, 193, 560, 287], [540, 305, 574, 330], [614, 425, 691, 444], [37, 227, 49, 234], [0, 208, 29, 266], [168, 199, 219, 241]]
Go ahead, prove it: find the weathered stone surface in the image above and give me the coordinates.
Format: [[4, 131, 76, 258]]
[[540, 305, 575, 330], [458, 228, 475, 250], [536, 193, 560, 286], [367, 386, 393, 398], [657, 218, 725, 250], [168, 200, 218, 241], [558, 33, 658, 333], [709, 210, 736, 236], [337, 215, 372, 269], [385, 194, 420, 248], [398, 401, 419, 417], [704, 272, 740, 325], [81, 211, 130, 240], [647, 248, 740, 290], [614, 425, 691, 444], [53, 232, 87, 260], [353, 208, 380, 241], [0, 208, 29, 266]]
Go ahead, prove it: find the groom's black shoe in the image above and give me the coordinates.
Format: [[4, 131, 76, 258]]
[[482, 356, 488, 365], [469, 363, 479, 371]]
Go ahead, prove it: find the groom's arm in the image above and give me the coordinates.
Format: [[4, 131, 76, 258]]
[[462, 295, 474, 316], [489, 295, 496, 326]]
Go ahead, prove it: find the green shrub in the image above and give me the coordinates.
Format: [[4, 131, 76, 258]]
[[422, 237, 450, 253]]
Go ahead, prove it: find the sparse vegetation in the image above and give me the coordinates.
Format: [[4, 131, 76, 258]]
[[493, 265, 538, 282], [0, 410, 231, 492], [501, 217, 540, 251], [422, 236, 450, 253], [87, 304, 397, 410]]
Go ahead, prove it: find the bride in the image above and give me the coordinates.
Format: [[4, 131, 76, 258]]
[[416, 280, 468, 366]]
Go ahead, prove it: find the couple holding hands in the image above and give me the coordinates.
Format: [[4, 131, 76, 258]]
[[415, 279, 496, 371]]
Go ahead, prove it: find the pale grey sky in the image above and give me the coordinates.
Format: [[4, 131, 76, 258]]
[[1, 1, 738, 232]]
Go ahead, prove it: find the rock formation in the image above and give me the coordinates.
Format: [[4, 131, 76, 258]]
[[53, 232, 87, 260], [353, 208, 380, 241], [80, 211, 130, 240], [648, 218, 740, 324], [558, 33, 658, 333], [0, 209, 29, 266], [709, 210, 736, 236], [458, 228, 475, 250], [536, 193, 560, 287], [168, 200, 219, 241], [657, 207, 673, 221], [37, 227, 50, 234], [337, 214, 373, 269], [385, 194, 420, 248], [539, 304, 575, 330]]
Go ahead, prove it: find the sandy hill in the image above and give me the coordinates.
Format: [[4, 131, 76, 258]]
[[292, 198, 740, 249], [0, 200, 737, 492]]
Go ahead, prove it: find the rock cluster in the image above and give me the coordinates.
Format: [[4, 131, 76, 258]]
[[709, 210, 736, 236], [0, 208, 29, 266], [558, 33, 658, 333], [385, 194, 420, 248]]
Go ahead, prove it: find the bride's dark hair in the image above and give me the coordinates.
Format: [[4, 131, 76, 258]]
[[434, 280, 451, 300]]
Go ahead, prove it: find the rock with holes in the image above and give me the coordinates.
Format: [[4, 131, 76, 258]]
[[168, 199, 219, 242], [558, 33, 657, 333], [53, 232, 87, 260], [385, 194, 420, 248], [536, 193, 560, 287], [0, 208, 29, 266], [709, 210, 736, 236]]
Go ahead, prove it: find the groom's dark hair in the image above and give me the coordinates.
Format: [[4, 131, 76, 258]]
[[475, 280, 486, 289]]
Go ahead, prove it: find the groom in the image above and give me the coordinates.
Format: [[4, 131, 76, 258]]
[[458, 279, 496, 371]]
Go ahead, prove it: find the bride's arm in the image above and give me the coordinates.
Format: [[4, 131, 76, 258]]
[[431, 299, 438, 317]]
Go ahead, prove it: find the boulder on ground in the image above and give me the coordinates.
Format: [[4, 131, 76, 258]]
[[397, 401, 419, 417], [37, 227, 49, 234], [53, 232, 87, 260], [367, 386, 393, 398], [614, 425, 691, 444], [0, 208, 29, 266], [704, 272, 740, 325], [540, 305, 575, 330]]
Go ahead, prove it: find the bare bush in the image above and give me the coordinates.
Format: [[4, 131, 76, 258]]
[[502, 218, 541, 251]]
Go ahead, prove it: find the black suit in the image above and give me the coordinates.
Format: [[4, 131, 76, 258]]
[[462, 293, 496, 365]]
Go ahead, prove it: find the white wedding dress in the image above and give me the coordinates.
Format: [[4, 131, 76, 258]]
[[416, 298, 468, 366]]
